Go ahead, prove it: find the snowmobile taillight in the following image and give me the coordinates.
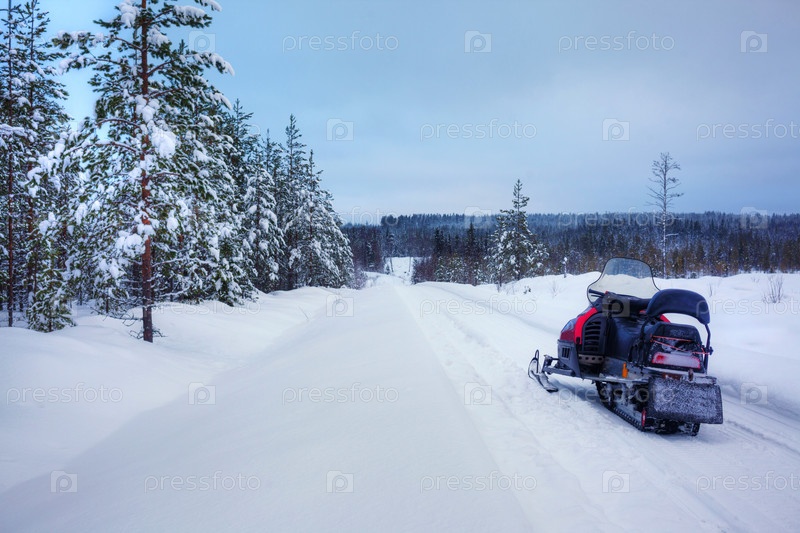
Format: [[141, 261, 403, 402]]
[[651, 352, 702, 370]]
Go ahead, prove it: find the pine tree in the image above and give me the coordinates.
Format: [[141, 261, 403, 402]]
[[55, 0, 236, 341], [465, 222, 480, 285], [491, 179, 548, 284], [242, 128, 283, 293], [1, 0, 68, 328], [278, 114, 305, 290], [0, 0, 24, 327], [286, 148, 353, 288], [25, 124, 88, 331]]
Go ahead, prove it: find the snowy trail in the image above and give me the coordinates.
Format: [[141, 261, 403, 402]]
[[1, 285, 532, 532], [2, 276, 799, 531]]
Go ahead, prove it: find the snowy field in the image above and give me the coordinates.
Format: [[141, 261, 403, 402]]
[[2, 267, 800, 531]]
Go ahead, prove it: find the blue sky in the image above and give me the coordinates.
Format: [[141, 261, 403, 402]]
[[47, 0, 800, 221]]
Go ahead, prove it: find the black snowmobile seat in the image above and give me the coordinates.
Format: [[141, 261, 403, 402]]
[[606, 317, 643, 361], [645, 289, 710, 324]]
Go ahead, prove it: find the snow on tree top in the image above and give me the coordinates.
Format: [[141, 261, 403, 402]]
[[197, 0, 223, 11], [174, 5, 209, 23], [118, 1, 139, 28]]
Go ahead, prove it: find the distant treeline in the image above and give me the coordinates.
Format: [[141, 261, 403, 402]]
[[344, 212, 800, 282]]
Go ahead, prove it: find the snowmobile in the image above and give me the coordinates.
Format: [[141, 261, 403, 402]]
[[529, 257, 723, 435]]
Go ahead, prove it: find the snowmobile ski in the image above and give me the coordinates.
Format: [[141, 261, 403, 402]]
[[528, 350, 559, 393]]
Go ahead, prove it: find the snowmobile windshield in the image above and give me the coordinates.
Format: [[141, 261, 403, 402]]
[[587, 258, 659, 303]]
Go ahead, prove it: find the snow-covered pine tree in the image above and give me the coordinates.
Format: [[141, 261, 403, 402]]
[[1, 0, 69, 328], [0, 0, 27, 327], [216, 101, 281, 295], [241, 128, 283, 292], [225, 99, 256, 197], [491, 179, 548, 285], [277, 114, 305, 290], [465, 222, 480, 285], [287, 149, 353, 288], [25, 121, 92, 331], [172, 97, 253, 307], [311, 187, 353, 288], [55, 0, 237, 342]]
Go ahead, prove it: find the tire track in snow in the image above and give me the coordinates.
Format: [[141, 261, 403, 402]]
[[399, 283, 799, 532], [399, 284, 635, 531]]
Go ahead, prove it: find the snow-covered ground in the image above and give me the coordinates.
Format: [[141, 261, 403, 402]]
[[2, 269, 800, 531]]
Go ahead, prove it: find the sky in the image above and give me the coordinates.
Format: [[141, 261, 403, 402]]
[[45, 0, 800, 222]]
